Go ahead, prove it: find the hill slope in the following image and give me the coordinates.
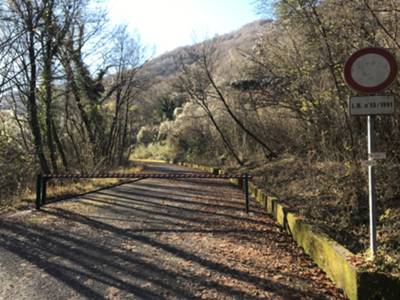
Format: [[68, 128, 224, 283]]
[[137, 19, 272, 84]]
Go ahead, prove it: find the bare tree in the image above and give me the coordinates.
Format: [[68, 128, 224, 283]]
[[179, 41, 278, 163], [177, 51, 244, 166], [1, 0, 51, 173], [103, 25, 144, 165]]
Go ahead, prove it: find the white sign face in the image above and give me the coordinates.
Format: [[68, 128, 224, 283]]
[[369, 152, 386, 160], [348, 95, 395, 116], [351, 54, 391, 87], [344, 47, 398, 94]]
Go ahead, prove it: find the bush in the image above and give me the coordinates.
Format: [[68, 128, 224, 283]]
[[136, 125, 158, 145], [0, 112, 35, 206], [131, 142, 176, 161]]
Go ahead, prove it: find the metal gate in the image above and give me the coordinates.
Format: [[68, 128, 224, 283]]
[[36, 173, 251, 212]]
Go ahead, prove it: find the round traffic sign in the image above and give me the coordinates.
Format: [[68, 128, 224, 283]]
[[344, 47, 397, 94]]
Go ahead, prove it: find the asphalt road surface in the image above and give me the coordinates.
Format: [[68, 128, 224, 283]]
[[0, 162, 346, 299]]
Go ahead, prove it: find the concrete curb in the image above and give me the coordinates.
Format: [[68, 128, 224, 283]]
[[177, 161, 400, 300]]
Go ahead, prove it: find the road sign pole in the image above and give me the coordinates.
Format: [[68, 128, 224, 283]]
[[368, 115, 377, 258], [344, 47, 398, 259]]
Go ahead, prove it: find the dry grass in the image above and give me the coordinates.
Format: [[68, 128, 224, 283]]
[[226, 154, 400, 277], [1, 164, 143, 213]]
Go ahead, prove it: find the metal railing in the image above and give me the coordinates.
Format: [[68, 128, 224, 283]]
[[36, 173, 251, 212]]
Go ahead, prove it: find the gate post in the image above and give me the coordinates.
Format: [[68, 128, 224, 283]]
[[238, 177, 243, 189], [244, 173, 249, 213], [41, 176, 47, 206], [36, 174, 42, 210]]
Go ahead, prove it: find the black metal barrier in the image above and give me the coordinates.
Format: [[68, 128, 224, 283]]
[[35, 173, 251, 212]]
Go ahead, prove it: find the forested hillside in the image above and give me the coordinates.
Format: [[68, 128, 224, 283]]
[[1, 0, 400, 278], [0, 0, 147, 201]]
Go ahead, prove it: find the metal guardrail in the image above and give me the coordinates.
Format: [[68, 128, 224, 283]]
[[36, 173, 251, 212]]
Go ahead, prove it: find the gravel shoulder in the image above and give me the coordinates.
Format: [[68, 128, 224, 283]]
[[0, 163, 346, 299]]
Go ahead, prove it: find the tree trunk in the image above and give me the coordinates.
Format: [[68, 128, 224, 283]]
[[52, 120, 69, 171], [26, 3, 50, 174], [203, 60, 277, 160], [43, 54, 58, 173], [42, 0, 58, 173], [62, 59, 96, 151]]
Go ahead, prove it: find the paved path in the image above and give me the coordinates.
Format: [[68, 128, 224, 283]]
[[0, 163, 346, 299]]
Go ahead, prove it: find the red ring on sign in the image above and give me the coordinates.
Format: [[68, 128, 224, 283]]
[[344, 47, 398, 94]]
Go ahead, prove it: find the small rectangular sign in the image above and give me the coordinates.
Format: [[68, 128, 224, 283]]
[[349, 96, 395, 116], [369, 152, 386, 160], [361, 160, 378, 167]]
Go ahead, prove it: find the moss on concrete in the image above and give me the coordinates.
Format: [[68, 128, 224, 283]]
[[284, 211, 359, 300], [229, 178, 240, 185], [177, 162, 400, 300], [249, 182, 257, 198], [256, 192, 266, 208]]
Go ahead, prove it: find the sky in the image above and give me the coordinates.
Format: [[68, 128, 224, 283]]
[[106, 0, 260, 57]]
